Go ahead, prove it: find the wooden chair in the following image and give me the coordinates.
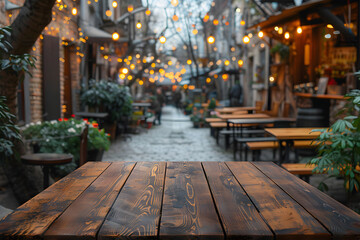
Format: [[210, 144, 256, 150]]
[[79, 125, 88, 167], [255, 101, 264, 113], [262, 102, 281, 117]]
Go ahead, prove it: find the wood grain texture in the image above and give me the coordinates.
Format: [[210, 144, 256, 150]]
[[44, 162, 136, 240], [219, 113, 270, 120], [226, 162, 330, 240], [159, 162, 223, 240], [0, 162, 110, 240], [98, 162, 166, 240], [202, 162, 273, 240], [254, 162, 360, 239], [265, 128, 321, 140]]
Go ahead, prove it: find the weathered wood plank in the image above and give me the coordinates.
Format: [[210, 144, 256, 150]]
[[253, 162, 360, 240], [226, 162, 330, 240], [159, 162, 224, 240], [98, 162, 166, 240], [202, 162, 273, 240], [44, 162, 136, 240], [0, 162, 110, 240]]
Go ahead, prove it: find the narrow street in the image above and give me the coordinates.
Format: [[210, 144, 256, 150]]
[[103, 105, 233, 162]]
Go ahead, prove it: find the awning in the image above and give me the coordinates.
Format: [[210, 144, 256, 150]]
[[250, 0, 353, 30], [82, 25, 128, 43]]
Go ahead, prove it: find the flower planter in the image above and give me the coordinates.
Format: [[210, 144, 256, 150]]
[[87, 149, 104, 162]]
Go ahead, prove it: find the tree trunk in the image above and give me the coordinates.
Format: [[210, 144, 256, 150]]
[[0, 0, 56, 204]]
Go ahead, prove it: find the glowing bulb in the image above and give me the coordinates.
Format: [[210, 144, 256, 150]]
[[112, 1, 117, 8], [71, 7, 77, 15], [238, 59, 244, 66], [278, 27, 283, 34], [207, 35, 215, 44], [172, 15, 178, 21], [106, 10, 112, 17], [159, 36, 166, 44], [258, 31, 264, 38], [297, 26, 302, 34], [224, 60, 230, 66], [192, 29, 198, 35], [171, 0, 179, 7], [243, 35, 250, 44], [240, 20, 245, 25], [145, 9, 151, 15], [127, 5, 133, 12], [136, 22, 142, 29], [327, 24, 334, 29], [213, 19, 219, 25], [112, 32, 119, 41], [187, 59, 192, 65], [176, 27, 182, 32], [284, 32, 290, 39]]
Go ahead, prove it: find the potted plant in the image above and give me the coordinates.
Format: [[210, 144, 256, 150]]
[[270, 43, 289, 64], [309, 89, 360, 194], [81, 80, 133, 140], [22, 118, 111, 178]]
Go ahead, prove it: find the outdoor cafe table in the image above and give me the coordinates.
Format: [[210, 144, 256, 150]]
[[215, 106, 259, 114], [0, 161, 359, 239], [218, 113, 269, 120], [265, 127, 322, 163]]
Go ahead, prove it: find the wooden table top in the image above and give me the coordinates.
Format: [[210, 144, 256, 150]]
[[229, 117, 296, 125], [265, 127, 323, 140], [219, 113, 269, 120], [215, 106, 259, 113], [205, 118, 224, 123], [1, 161, 359, 239], [21, 153, 73, 166]]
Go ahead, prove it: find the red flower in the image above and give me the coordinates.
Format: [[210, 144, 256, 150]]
[[71, 114, 75, 118], [64, 118, 69, 121], [58, 118, 63, 121], [92, 122, 99, 128]]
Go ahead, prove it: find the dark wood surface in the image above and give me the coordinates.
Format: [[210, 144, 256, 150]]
[[0, 161, 359, 240], [21, 153, 73, 165]]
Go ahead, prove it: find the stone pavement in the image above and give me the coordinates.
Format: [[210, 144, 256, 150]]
[[103, 105, 233, 162]]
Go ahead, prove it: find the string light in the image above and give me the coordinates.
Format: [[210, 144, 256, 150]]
[[71, 7, 77, 15], [207, 35, 215, 44], [136, 21, 142, 29], [112, 32, 119, 40], [284, 32, 290, 39], [192, 29, 198, 35], [258, 31, 264, 38], [187, 59, 192, 65], [238, 59, 244, 66], [145, 9, 151, 15], [106, 10, 112, 17], [128, 5, 133, 12], [297, 26, 302, 34], [172, 15, 179, 21], [243, 35, 250, 44], [171, 0, 179, 7], [213, 19, 219, 25], [159, 36, 166, 44], [112, 1, 117, 8]]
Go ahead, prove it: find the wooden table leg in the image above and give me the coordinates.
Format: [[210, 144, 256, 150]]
[[42, 166, 50, 189]]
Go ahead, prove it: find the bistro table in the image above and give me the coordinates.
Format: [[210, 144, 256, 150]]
[[265, 127, 322, 163], [0, 161, 359, 239], [215, 106, 259, 114]]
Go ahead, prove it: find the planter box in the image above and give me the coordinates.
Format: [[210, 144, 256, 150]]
[[87, 149, 104, 162]]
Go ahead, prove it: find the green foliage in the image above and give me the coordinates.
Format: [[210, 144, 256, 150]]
[[310, 89, 360, 193], [0, 27, 36, 76], [21, 118, 110, 177], [0, 96, 21, 160], [270, 43, 289, 62], [208, 98, 216, 110], [81, 80, 133, 122]]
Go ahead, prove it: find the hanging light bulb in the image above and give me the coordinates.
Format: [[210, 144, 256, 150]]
[[159, 36, 166, 44], [187, 59, 192, 65], [136, 21, 142, 29], [207, 35, 215, 44], [192, 29, 198, 35], [284, 32, 290, 39], [213, 19, 219, 25], [128, 5, 133, 12], [238, 59, 244, 66], [297, 26, 303, 34], [71, 7, 77, 15], [224, 60, 230, 66], [243, 35, 250, 44], [112, 1, 118, 8], [171, 0, 179, 7], [112, 32, 119, 41], [106, 10, 112, 17], [172, 14, 179, 21], [258, 31, 264, 38], [145, 9, 151, 15]]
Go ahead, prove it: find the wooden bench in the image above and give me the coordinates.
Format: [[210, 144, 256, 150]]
[[217, 129, 265, 145], [246, 140, 316, 162], [282, 163, 360, 182], [234, 136, 278, 161]]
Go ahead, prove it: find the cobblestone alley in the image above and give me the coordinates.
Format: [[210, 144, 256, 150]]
[[103, 106, 233, 162]]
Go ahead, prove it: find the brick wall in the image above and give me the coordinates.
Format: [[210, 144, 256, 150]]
[[1, 0, 81, 122]]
